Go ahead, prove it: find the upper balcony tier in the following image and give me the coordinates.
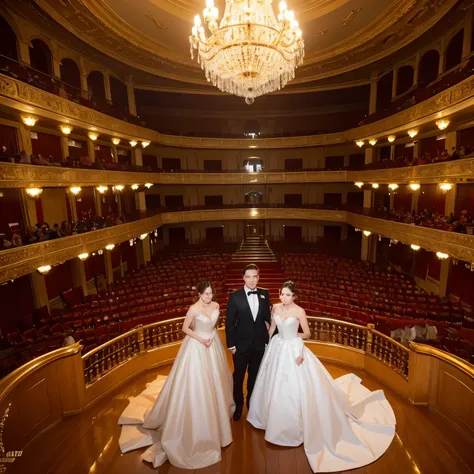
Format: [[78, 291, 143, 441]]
[[1, 158, 474, 188], [1, 206, 473, 284], [2, 56, 474, 149]]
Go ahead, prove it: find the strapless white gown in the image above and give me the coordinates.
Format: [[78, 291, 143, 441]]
[[118, 310, 235, 469], [247, 315, 396, 473]]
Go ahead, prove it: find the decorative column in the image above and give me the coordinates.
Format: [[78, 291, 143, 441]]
[[445, 131, 457, 153], [462, 6, 473, 60], [361, 233, 370, 261], [391, 68, 398, 98], [30, 271, 49, 309], [18, 41, 31, 65], [438, 39, 446, 75], [413, 54, 421, 86], [103, 71, 112, 102], [343, 155, 350, 168], [390, 145, 395, 161], [111, 145, 119, 163], [369, 76, 378, 114], [71, 258, 88, 297], [132, 147, 143, 167], [413, 141, 420, 159], [365, 148, 374, 165], [389, 191, 395, 210], [439, 258, 452, 298], [52, 58, 61, 79], [87, 137, 96, 162], [369, 235, 377, 263], [18, 124, 33, 154], [444, 184, 457, 216], [94, 189, 103, 217], [136, 236, 152, 266], [60, 135, 69, 162], [19, 189, 37, 230], [80, 73, 89, 99], [411, 188, 420, 213], [363, 190, 373, 212], [67, 192, 78, 222], [126, 79, 137, 116], [104, 250, 114, 286]]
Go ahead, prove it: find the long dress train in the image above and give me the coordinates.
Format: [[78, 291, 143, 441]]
[[247, 315, 396, 473], [118, 310, 235, 469]]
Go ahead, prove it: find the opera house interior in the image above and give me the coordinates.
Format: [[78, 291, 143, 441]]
[[0, 0, 474, 472]]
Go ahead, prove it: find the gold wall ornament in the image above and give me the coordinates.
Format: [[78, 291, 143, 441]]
[[0, 403, 11, 456], [189, 0, 304, 102]]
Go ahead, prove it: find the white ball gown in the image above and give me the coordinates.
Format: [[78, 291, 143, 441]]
[[118, 309, 235, 469], [247, 314, 396, 473]]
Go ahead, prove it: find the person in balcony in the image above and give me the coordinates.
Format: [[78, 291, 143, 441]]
[[247, 281, 396, 473], [118, 281, 234, 469]]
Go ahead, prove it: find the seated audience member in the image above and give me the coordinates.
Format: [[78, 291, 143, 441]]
[[0, 145, 13, 163]]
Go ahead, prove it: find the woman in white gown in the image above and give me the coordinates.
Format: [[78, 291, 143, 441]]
[[118, 281, 235, 469], [247, 281, 396, 473]]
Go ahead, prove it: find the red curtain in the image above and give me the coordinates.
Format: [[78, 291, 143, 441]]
[[0, 188, 23, 236], [420, 136, 446, 157], [75, 188, 96, 217], [68, 141, 87, 158], [395, 144, 413, 159], [35, 198, 44, 224], [393, 190, 412, 212], [427, 252, 441, 280], [455, 183, 474, 217], [458, 127, 474, 148], [31, 132, 62, 163], [118, 151, 131, 164], [45, 261, 73, 300], [143, 154, 158, 168], [111, 247, 120, 268], [0, 124, 18, 154], [0, 276, 35, 334], [95, 145, 113, 163], [85, 253, 105, 281], [120, 241, 137, 273], [414, 249, 429, 279], [451, 262, 474, 307], [417, 184, 445, 214], [102, 193, 118, 215]]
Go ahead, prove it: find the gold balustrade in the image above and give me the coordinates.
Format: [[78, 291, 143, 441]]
[[1, 158, 474, 188], [0, 316, 472, 451], [2, 69, 474, 149], [1, 207, 473, 284]]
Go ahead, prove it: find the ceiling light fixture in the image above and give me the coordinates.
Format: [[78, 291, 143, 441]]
[[78, 253, 89, 261], [37, 265, 51, 275], [439, 183, 453, 191], [363, 230, 371, 237], [388, 183, 399, 190], [113, 185, 124, 192], [60, 125, 73, 135], [387, 135, 396, 143], [372, 183, 379, 189], [369, 138, 377, 146], [354, 182, 364, 188], [25, 187, 43, 198], [409, 183, 420, 191], [355, 140, 364, 147], [410, 244, 420, 251], [129, 140, 137, 147], [139, 233, 148, 240], [69, 186, 82, 195], [407, 129, 418, 138], [131, 184, 139, 190], [112, 138, 121, 145], [190, 0, 304, 103], [22, 116, 37, 127], [88, 132, 99, 141], [141, 141, 150, 148], [144, 183, 153, 189], [96, 186, 108, 194], [105, 244, 115, 251], [436, 119, 450, 130], [436, 252, 449, 260]]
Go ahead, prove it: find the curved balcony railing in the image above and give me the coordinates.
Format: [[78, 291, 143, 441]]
[[1, 316, 472, 453], [2, 158, 474, 188], [1, 205, 473, 284]]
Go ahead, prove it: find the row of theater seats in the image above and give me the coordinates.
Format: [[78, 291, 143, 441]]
[[282, 253, 474, 363], [0, 253, 232, 378]]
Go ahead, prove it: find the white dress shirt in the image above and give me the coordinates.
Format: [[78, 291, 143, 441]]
[[245, 285, 259, 321]]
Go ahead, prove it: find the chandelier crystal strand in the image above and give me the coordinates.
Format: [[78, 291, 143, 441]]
[[190, 0, 304, 103]]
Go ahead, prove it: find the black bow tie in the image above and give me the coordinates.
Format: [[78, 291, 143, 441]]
[[247, 290, 258, 296]]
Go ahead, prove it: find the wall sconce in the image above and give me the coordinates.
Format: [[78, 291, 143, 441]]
[[387, 135, 396, 143], [436, 252, 449, 260], [139, 233, 148, 240], [388, 183, 399, 190], [363, 230, 371, 237], [112, 185, 124, 192], [436, 119, 450, 130], [60, 125, 73, 135], [144, 183, 153, 189], [369, 138, 377, 146], [112, 138, 121, 145], [355, 140, 364, 147], [37, 265, 51, 275], [88, 132, 99, 141], [142, 141, 150, 148], [129, 140, 138, 147], [22, 116, 37, 127], [410, 244, 420, 251], [354, 182, 364, 188], [439, 183, 453, 192], [408, 183, 420, 191], [96, 186, 108, 194], [78, 253, 89, 261], [69, 186, 81, 195], [372, 183, 379, 189], [131, 184, 139, 190], [105, 244, 115, 251], [407, 129, 418, 138], [25, 187, 43, 198]]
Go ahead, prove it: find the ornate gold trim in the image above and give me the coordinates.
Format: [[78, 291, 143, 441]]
[[1, 158, 473, 188], [409, 341, 474, 378], [1, 208, 473, 284]]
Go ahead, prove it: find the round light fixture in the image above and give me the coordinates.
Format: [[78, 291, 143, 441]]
[[410, 244, 420, 251], [436, 119, 450, 131], [436, 252, 449, 260], [131, 184, 139, 190], [387, 135, 396, 143], [354, 182, 364, 188], [407, 129, 418, 139], [439, 183, 453, 191], [60, 125, 73, 135], [25, 188, 43, 198], [22, 116, 37, 127], [355, 140, 364, 147], [388, 184, 399, 190], [409, 183, 420, 191], [69, 186, 82, 195], [112, 138, 121, 145], [88, 132, 99, 141], [372, 183, 379, 189], [113, 185, 124, 192], [139, 233, 148, 240], [96, 186, 108, 194], [369, 139, 377, 146], [363, 230, 371, 237]]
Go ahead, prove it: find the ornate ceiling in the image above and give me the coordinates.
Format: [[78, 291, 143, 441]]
[[30, 0, 458, 93]]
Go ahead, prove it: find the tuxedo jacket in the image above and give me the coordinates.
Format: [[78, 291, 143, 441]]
[[225, 287, 271, 352]]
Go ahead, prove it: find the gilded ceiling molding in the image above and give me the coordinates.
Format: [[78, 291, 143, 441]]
[[31, 0, 456, 85], [1, 158, 474, 188], [1, 208, 473, 284]]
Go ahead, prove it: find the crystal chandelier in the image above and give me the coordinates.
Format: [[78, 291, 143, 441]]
[[190, 0, 304, 104]]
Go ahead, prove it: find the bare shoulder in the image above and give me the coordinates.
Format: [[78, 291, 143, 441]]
[[272, 303, 281, 313], [296, 305, 307, 318], [213, 301, 220, 310]]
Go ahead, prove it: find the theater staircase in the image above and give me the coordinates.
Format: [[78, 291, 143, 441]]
[[232, 236, 277, 262]]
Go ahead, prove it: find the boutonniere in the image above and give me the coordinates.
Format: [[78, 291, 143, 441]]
[[260, 294, 265, 299]]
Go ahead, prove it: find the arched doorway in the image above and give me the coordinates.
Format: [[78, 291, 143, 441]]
[[244, 157, 263, 172], [245, 191, 263, 204], [0, 16, 18, 60], [87, 70, 106, 100], [445, 29, 464, 71], [60, 58, 81, 90], [29, 39, 52, 75]]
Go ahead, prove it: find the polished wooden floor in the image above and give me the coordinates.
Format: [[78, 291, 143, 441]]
[[12, 356, 474, 474]]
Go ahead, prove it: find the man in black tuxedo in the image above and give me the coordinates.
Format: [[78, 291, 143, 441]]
[[226, 264, 271, 421]]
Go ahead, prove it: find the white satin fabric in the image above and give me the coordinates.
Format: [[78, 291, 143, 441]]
[[118, 310, 235, 469], [247, 315, 396, 473]]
